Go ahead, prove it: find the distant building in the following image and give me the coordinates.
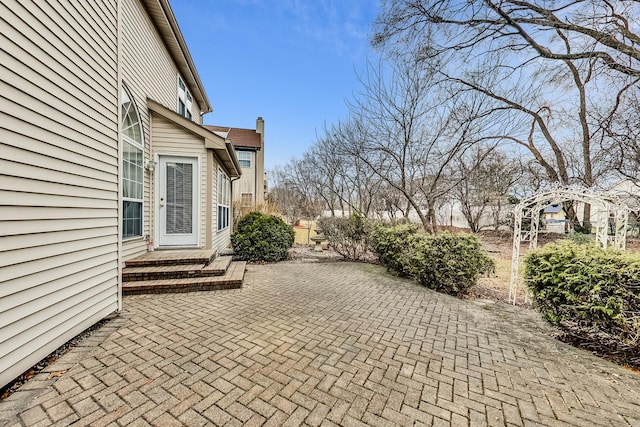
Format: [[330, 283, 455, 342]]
[[206, 118, 266, 213], [542, 204, 568, 233]]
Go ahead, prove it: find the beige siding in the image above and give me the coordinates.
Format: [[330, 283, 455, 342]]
[[232, 149, 265, 206], [0, 0, 118, 389], [121, 0, 204, 259], [213, 227, 231, 253], [151, 116, 208, 247], [233, 151, 257, 203], [211, 157, 232, 253]]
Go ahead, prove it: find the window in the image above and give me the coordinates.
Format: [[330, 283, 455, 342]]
[[121, 86, 144, 239], [237, 151, 251, 168], [217, 169, 230, 230], [177, 76, 192, 120]]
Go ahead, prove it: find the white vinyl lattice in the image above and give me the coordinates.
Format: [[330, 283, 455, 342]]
[[509, 187, 630, 304]]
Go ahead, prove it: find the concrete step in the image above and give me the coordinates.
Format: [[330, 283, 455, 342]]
[[122, 261, 246, 295]]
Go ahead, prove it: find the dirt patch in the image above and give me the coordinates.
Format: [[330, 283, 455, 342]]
[[287, 243, 346, 263]]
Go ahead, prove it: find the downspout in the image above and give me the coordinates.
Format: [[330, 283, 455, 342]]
[[230, 176, 241, 231], [116, 0, 123, 312]]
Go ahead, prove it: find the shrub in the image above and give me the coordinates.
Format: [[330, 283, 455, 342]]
[[231, 212, 294, 262], [370, 223, 419, 275], [566, 231, 594, 245], [371, 226, 495, 296], [408, 232, 495, 295], [524, 241, 640, 350], [318, 214, 375, 261]]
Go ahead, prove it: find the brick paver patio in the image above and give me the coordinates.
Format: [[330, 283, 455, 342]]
[[1, 262, 639, 426]]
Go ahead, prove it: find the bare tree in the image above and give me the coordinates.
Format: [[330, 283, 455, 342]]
[[336, 56, 489, 232], [310, 126, 387, 217], [451, 146, 522, 231], [600, 88, 640, 180], [374, 1, 640, 77], [268, 163, 323, 225], [373, 0, 640, 228]]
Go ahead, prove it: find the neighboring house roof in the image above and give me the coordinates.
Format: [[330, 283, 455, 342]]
[[205, 125, 262, 150], [142, 0, 212, 113], [543, 204, 563, 214]]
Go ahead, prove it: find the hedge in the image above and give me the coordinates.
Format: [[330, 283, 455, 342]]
[[371, 225, 494, 296], [524, 241, 640, 352]]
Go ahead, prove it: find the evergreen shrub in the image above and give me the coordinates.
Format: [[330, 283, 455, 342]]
[[370, 223, 418, 275], [524, 241, 640, 349], [231, 212, 294, 262], [371, 225, 495, 296]]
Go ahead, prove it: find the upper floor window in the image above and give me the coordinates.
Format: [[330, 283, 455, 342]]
[[177, 76, 192, 120], [237, 151, 251, 168], [121, 85, 144, 239]]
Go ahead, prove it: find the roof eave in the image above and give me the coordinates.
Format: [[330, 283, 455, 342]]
[[142, 0, 212, 113], [147, 99, 240, 178]]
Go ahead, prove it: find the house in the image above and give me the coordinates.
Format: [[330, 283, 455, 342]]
[[605, 179, 639, 218], [205, 119, 266, 214], [0, 0, 240, 389], [541, 204, 568, 233]]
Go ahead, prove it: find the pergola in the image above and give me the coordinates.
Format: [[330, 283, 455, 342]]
[[509, 187, 629, 304]]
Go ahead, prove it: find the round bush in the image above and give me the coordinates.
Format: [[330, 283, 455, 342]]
[[408, 232, 495, 295], [231, 212, 295, 262]]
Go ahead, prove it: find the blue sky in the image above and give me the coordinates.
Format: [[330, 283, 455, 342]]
[[170, 0, 380, 170]]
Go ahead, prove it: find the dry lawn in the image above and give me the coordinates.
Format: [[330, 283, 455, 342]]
[[291, 228, 640, 306], [472, 230, 640, 304]]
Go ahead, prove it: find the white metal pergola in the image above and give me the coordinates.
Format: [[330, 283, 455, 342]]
[[509, 187, 629, 304]]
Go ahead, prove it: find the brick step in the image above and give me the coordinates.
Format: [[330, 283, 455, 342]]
[[123, 263, 205, 281], [203, 255, 233, 275], [122, 261, 246, 295], [124, 249, 216, 267], [122, 256, 234, 282]]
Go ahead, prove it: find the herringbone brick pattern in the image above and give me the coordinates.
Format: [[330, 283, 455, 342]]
[[1, 262, 639, 426]]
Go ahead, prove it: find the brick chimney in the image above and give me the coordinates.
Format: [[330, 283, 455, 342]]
[[256, 116, 264, 141]]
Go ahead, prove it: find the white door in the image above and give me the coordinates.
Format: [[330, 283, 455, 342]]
[[158, 156, 198, 246]]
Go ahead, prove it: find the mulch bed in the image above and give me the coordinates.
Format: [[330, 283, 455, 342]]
[[556, 325, 640, 372]]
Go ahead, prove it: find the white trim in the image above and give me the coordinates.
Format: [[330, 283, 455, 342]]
[[157, 155, 200, 247], [117, 7, 122, 310], [217, 167, 231, 231], [177, 74, 193, 120]]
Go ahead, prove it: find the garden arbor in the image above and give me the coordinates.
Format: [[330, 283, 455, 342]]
[[509, 188, 629, 304]]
